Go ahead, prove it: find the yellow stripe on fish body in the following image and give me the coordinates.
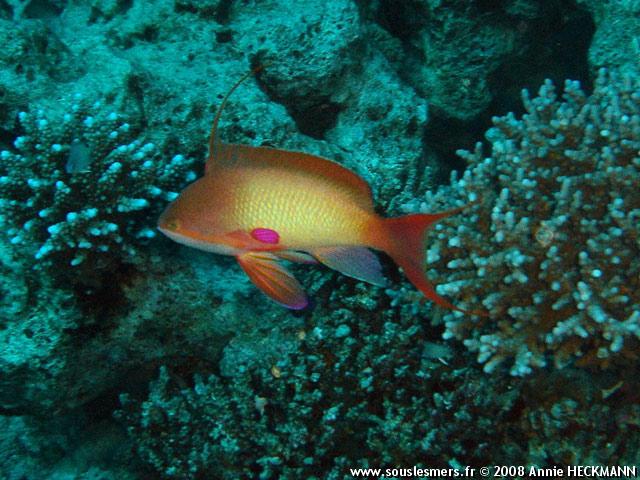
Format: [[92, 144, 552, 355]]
[[231, 165, 371, 248]]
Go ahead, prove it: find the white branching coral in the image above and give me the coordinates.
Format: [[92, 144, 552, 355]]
[[405, 68, 640, 375], [0, 98, 195, 278]]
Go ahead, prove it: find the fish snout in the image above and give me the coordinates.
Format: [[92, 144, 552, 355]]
[[157, 213, 188, 245], [157, 204, 181, 235]]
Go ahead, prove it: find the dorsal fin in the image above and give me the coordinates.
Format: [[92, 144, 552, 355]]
[[215, 144, 375, 212], [207, 65, 267, 171], [205, 66, 375, 212]]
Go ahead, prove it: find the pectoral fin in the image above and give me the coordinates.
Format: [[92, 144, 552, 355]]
[[237, 252, 308, 310], [311, 246, 387, 287]]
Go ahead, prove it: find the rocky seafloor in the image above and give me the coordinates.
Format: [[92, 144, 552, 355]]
[[0, 0, 639, 478]]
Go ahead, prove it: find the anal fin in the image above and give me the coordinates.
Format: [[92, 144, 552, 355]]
[[237, 252, 308, 310]]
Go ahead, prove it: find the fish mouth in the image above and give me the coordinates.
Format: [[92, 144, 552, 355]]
[[156, 226, 197, 248], [157, 226, 240, 255], [157, 212, 182, 239], [157, 204, 182, 235]]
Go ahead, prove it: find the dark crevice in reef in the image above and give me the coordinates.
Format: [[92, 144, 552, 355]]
[[213, 0, 233, 24], [0, 1, 10, 17], [488, 2, 595, 116], [426, 1, 595, 173], [287, 98, 343, 140], [423, 114, 490, 175], [68, 261, 137, 323], [83, 386, 128, 423], [174, 0, 233, 24], [369, 0, 594, 175], [0, 116, 22, 150], [371, 0, 429, 44], [22, 0, 63, 19], [251, 56, 343, 140]]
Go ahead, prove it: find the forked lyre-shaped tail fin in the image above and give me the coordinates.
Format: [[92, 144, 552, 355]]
[[206, 64, 269, 173], [380, 203, 488, 317]]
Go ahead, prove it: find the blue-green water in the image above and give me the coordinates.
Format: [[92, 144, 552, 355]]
[[0, 1, 638, 478]]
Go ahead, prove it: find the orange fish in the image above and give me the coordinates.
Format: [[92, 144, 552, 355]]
[[158, 69, 481, 314]]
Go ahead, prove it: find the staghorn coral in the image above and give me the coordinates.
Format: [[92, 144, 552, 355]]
[[406, 68, 640, 375], [0, 99, 195, 280]]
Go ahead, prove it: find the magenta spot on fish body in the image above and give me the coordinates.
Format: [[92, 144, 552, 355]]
[[250, 227, 280, 244]]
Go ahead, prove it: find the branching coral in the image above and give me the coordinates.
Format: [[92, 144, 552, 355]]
[[0, 98, 195, 280], [409, 68, 640, 375]]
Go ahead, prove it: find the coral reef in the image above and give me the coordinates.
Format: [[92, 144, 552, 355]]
[[0, 248, 264, 415], [1, 0, 638, 478], [0, 413, 138, 480], [577, 0, 640, 75], [118, 286, 640, 479], [117, 288, 513, 479], [234, 0, 430, 203], [362, 0, 529, 121], [0, 101, 194, 280], [360, 0, 593, 123], [410, 68, 640, 375]]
